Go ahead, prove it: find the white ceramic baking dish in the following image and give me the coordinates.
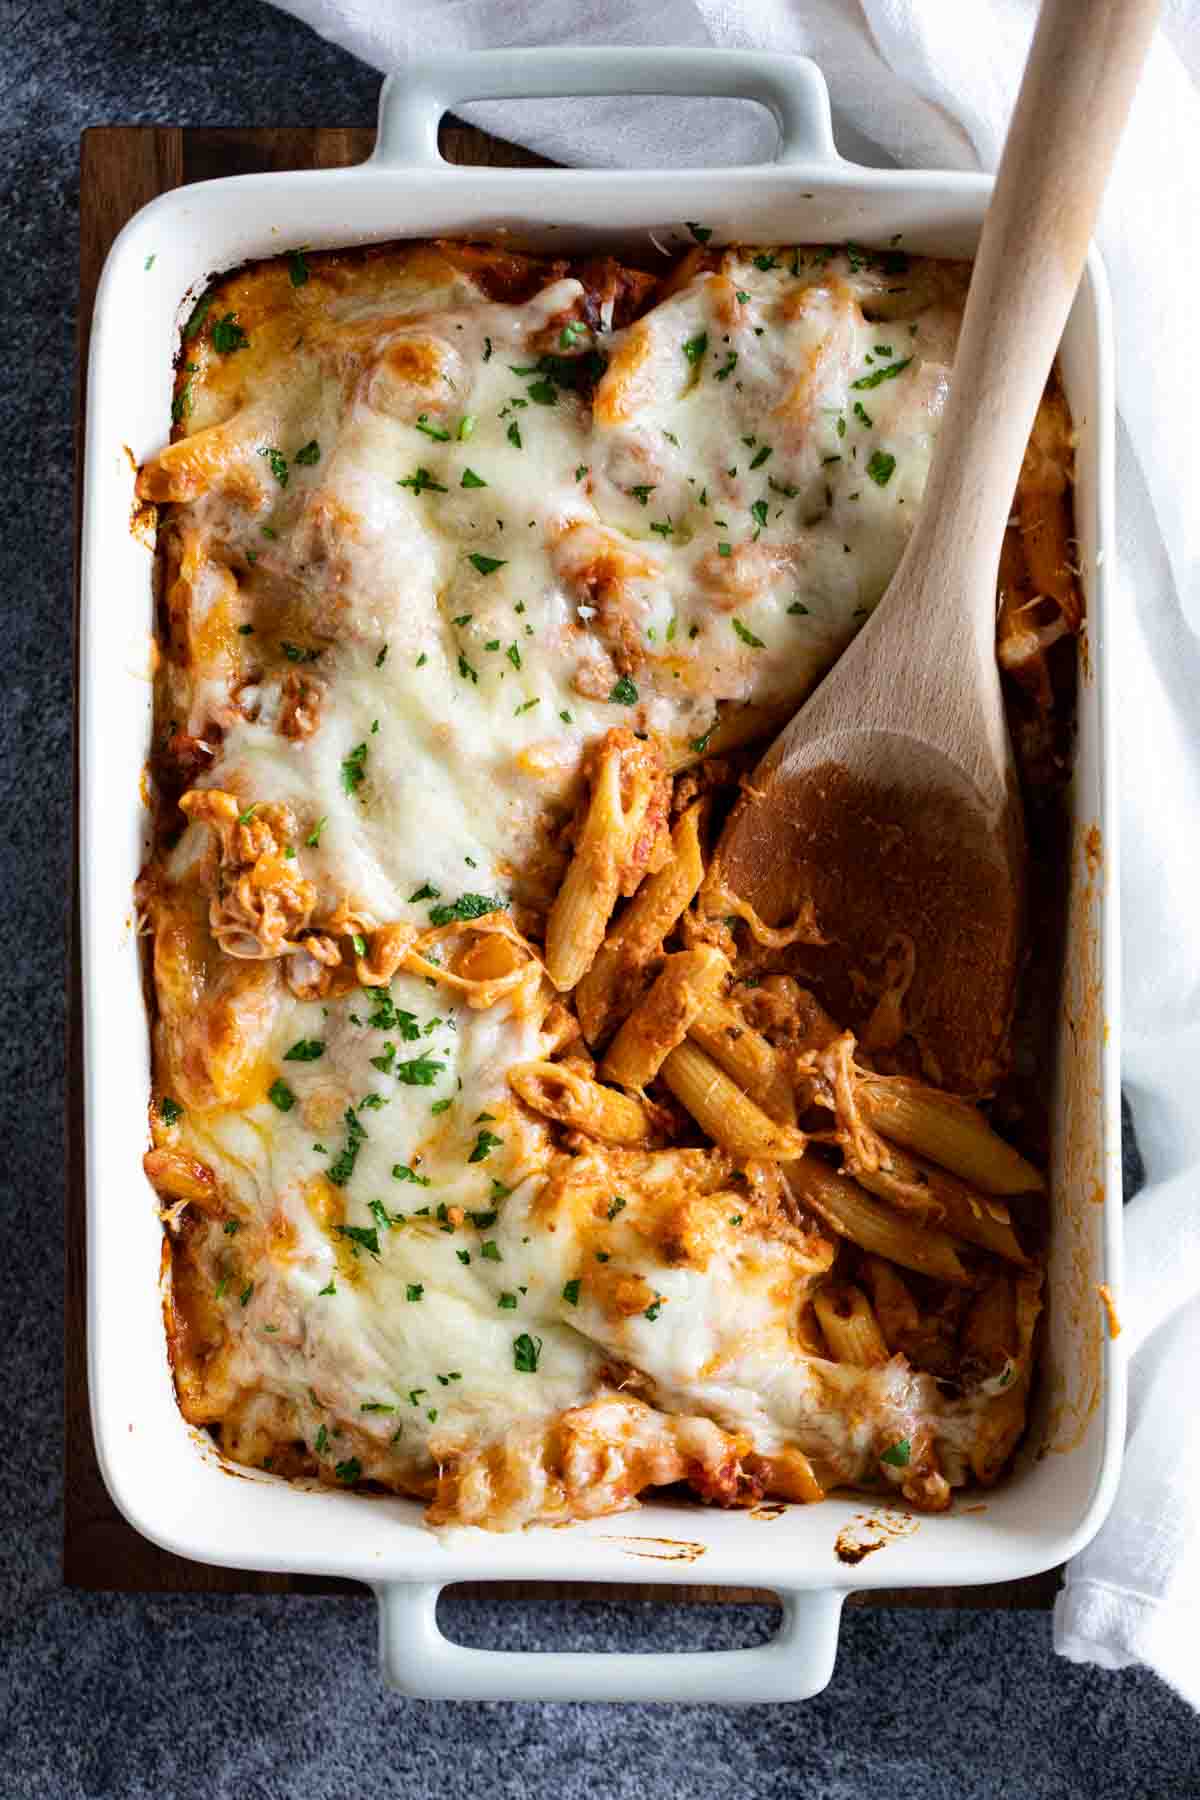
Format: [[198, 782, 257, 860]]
[[80, 47, 1123, 1703]]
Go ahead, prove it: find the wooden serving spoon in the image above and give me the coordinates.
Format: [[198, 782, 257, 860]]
[[711, 0, 1157, 1093]]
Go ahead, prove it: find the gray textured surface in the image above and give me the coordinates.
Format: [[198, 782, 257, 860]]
[[2, 1, 1195, 1792]]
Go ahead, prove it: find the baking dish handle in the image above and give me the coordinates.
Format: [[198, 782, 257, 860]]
[[370, 47, 838, 170], [375, 1581, 845, 1703]]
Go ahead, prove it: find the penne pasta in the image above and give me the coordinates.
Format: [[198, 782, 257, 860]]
[[660, 1040, 807, 1162], [575, 802, 705, 1044], [508, 1059, 654, 1147], [688, 994, 797, 1124], [545, 729, 668, 993], [853, 1140, 1030, 1264], [814, 1283, 890, 1368], [856, 1076, 1044, 1195], [961, 1272, 1018, 1366], [785, 1154, 974, 1285], [859, 1256, 921, 1350], [602, 946, 729, 1090]]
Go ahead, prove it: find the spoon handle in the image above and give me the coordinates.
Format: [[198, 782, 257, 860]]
[[899, 0, 1158, 626]]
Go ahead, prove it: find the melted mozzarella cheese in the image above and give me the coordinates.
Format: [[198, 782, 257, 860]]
[[153, 242, 990, 1514]]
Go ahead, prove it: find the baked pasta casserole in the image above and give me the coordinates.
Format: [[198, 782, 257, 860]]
[[136, 238, 1080, 1530]]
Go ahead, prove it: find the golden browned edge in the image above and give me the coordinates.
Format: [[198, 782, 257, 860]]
[[68, 122, 1061, 1608]]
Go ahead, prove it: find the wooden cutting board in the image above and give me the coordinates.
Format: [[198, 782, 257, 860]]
[[67, 121, 1058, 1609]]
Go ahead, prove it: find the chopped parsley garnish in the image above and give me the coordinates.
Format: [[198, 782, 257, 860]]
[[376, 643, 389, 668], [749, 499, 768, 529], [644, 1295, 665, 1321], [171, 371, 195, 424], [398, 466, 447, 494], [458, 413, 477, 440], [289, 248, 309, 287], [749, 445, 773, 469], [735, 289, 751, 303], [361, 1402, 395, 1414], [689, 726, 714, 755], [498, 1292, 518, 1310], [239, 1283, 254, 1307], [284, 1039, 324, 1062], [480, 1240, 502, 1262], [458, 652, 478, 683], [368, 1199, 402, 1234], [506, 642, 522, 671], [293, 439, 321, 466], [427, 892, 506, 927], [334, 1458, 362, 1484], [483, 337, 493, 362], [392, 1163, 431, 1186], [212, 312, 249, 353], [607, 1196, 627, 1221], [867, 450, 896, 486], [304, 817, 326, 849], [562, 1279, 581, 1306], [268, 1079, 295, 1112], [340, 742, 367, 796], [560, 320, 587, 348], [281, 641, 321, 663], [333, 1222, 380, 1260], [527, 378, 557, 406], [732, 618, 765, 648], [714, 353, 738, 381], [258, 446, 289, 486], [159, 1096, 184, 1125], [468, 1128, 503, 1164], [513, 1333, 542, 1373], [650, 520, 674, 538], [415, 413, 451, 441], [460, 467, 487, 488], [769, 476, 800, 498], [729, 1214, 743, 1226], [629, 484, 656, 506], [880, 1438, 911, 1468], [515, 698, 539, 716], [468, 553, 506, 576], [507, 420, 523, 449], [318, 1279, 336, 1296], [456, 1249, 471, 1265], [686, 222, 712, 243], [314, 1424, 329, 1454], [406, 1284, 424, 1303], [787, 601, 810, 616], [214, 1275, 231, 1301], [432, 1098, 453, 1115], [183, 294, 213, 340], [575, 465, 588, 482], [223, 1219, 240, 1237], [608, 675, 638, 706], [327, 1107, 368, 1187], [393, 1054, 446, 1088], [852, 400, 873, 428], [717, 542, 732, 558], [851, 356, 913, 390], [683, 332, 708, 367], [752, 252, 779, 271]]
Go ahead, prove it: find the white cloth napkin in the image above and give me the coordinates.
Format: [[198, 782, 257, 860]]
[[270, 0, 1200, 1707]]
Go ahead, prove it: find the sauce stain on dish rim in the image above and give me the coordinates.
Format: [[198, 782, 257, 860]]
[[600, 1533, 708, 1563], [833, 1506, 918, 1566]]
